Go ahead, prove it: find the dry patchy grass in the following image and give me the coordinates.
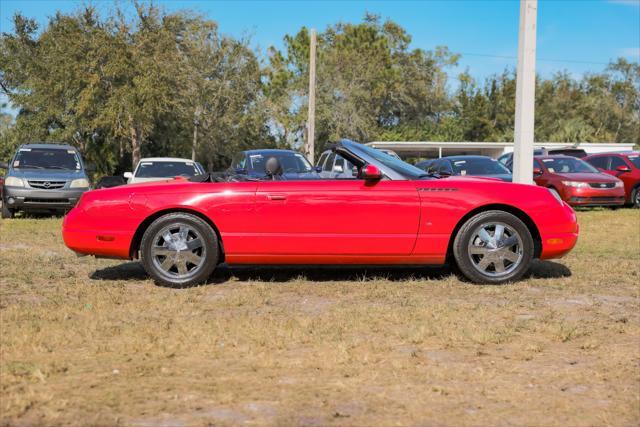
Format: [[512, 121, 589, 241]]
[[0, 209, 639, 426]]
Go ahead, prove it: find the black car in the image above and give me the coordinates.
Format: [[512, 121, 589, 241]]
[[426, 156, 513, 182], [228, 149, 320, 179]]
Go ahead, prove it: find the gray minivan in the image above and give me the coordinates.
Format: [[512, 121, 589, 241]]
[[0, 143, 93, 218]]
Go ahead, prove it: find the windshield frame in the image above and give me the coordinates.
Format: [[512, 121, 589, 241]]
[[344, 141, 427, 179]]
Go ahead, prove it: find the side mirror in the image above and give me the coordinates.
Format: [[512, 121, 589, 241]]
[[616, 165, 631, 173], [0, 162, 7, 169], [533, 167, 542, 175], [361, 164, 382, 181], [123, 172, 133, 179], [333, 164, 344, 173]]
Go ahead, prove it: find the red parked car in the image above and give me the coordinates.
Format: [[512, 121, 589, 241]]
[[533, 155, 625, 207], [583, 152, 640, 208], [63, 140, 578, 287]]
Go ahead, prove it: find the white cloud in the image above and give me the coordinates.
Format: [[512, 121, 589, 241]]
[[620, 47, 640, 57]]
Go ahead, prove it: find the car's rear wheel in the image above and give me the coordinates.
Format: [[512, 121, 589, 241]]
[[140, 213, 218, 287], [453, 210, 534, 284], [1, 202, 14, 219]]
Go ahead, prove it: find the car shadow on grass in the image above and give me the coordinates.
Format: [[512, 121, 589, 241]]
[[90, 259, 571, 286]]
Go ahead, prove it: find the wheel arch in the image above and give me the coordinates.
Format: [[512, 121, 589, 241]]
[[129, 208, 225, 262], [445, 204, 542, 262]]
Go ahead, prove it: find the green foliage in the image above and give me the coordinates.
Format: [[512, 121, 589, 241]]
[[1, 7, 638, 175]]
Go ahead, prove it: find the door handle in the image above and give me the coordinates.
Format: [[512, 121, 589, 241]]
[[267, 193, 287, 201]]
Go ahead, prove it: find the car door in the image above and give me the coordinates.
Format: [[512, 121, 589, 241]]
[[252, 179, 421, 257]]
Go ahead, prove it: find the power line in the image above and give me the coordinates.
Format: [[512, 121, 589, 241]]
[[459, 52, 611, 66]]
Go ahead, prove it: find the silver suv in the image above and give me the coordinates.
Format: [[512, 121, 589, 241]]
[[316, 150, 357, 179], [0, 143, 93, 218]]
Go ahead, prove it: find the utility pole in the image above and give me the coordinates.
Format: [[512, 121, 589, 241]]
[[513, 0, 537, 184], [191, 107, 201, 161], [306, 28, 317, 164]]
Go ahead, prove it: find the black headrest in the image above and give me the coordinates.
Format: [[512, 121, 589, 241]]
[[265, 157, 283, 176]]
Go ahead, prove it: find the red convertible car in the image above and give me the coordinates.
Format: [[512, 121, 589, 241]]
[[63, 140, 578, 287]]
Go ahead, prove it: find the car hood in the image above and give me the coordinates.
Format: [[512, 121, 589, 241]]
[[553, 172, 619, 182], [8, 169, 86, 180]]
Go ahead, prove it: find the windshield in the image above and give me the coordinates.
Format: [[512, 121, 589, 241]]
[[13, 148, 81, 170], [450, 158, 511, 175], [247, 153, 313, 174], [136, 161, 201, 178], [539, 157, 599, 174], [349, 143, 426, 179], [627, 154, 640, 168]]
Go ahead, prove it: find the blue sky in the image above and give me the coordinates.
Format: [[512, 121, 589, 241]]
[[0, 0, 638, 86]]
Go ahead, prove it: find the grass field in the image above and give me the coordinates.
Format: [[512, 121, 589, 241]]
[[0, 209, 639, 426]]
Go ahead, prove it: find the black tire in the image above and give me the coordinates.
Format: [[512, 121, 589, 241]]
[[453, 210, 534, 285], [1, 201, 14, 219], [632, 186, 640, 208], [140, 213, 219, 287]]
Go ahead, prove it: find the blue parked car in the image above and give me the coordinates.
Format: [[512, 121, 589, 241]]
[[228, 149, 320, 180]]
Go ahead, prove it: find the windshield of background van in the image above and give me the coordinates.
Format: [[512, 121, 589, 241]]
[[14, 148, 81, 170]]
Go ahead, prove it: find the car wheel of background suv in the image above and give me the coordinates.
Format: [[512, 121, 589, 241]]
[[1, 201, 14, 219], [453, 210, 534, 284], [140, 212, 219, 287]]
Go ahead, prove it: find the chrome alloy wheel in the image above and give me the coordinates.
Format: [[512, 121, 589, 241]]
[[151, 224, 206, 280], [467, 222, 524, 277]]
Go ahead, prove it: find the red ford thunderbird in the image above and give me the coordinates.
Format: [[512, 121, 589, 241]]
[[63, 140, 578, 287]]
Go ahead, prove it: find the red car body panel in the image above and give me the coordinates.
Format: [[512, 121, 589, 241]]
[[533, 156, 625, 207], [583, 152, 640, 204], [62, 176, 578, 266]]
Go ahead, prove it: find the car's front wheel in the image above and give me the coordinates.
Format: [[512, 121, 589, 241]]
[[140, 213, 219, 287], [453, 210, 534, 284]]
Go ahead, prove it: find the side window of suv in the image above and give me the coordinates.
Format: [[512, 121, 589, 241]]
[[323, 153, 336, 172], [610, 156, 626, 170], [587, 156, 609, 170], [317, 152, 328, 170]]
